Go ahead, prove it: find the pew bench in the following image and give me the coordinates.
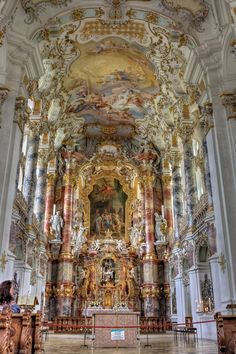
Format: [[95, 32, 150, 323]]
[[0, 307, 43, 353]]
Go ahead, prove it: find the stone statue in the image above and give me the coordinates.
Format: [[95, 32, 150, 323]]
[[50, 211, 64, 240], [89, 239, 100, 252], [48, 98, 61, 122], [129, 224, 139, 248], [154, 212, 167, 242], [116, 239, 126, 253], [54, 127, 67, 150], [75, 223, 88, 249], [38, 59, 55, 92]]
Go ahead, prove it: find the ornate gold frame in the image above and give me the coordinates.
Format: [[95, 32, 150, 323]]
[[76, 157, 138, 242]]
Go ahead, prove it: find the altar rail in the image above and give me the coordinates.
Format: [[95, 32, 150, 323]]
[[53, 316, 171, 334], [0, 307, 43, 353]]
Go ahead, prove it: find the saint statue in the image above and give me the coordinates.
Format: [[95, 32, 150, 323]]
[[50, 211, 64, 240], [154, 212, 167, 242]]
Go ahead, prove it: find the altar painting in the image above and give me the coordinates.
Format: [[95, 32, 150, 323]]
[[89, 178, 127, 238]]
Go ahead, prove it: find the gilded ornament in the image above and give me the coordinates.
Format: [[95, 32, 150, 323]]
[[95, 8, 105, 18], [161, 175, 172, 185], [0, 251, 7, 272], [71, 9, 85, 21], [218, 252, 226, 273], [146, 12, 158, 24], [0, 27, 6, 47], [47, 173, 57, 185], [126, 9, 136, 18], [0, 86, 10, 128]]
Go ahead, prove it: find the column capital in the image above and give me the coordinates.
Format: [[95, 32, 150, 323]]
[[14, 96, 30, 132], [46, 173, 57, 185], [38, 150, 49, 167], [0, 85, 10, 128], [200, 101, 214, 134], [27, 120, 42, 137], [161, 175, 172, 185], [178, 122, 195, 143], [220, 91, 236, 120], [171, 152, 183, 168]]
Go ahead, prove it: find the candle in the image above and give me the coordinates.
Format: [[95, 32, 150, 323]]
[[53, 204, 56, 215], [161, 205, 165, 218]]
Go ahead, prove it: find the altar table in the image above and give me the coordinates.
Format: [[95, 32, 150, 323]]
[[92, 311, 140, 348]]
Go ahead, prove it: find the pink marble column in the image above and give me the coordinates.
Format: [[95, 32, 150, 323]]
[[143, 174, 155, 255], [44, 173, 56, 236], [61, 157, 74, 255], [162, 175, 173, 238], [141, 169, 158, 317], [57, 157, 74, 316]]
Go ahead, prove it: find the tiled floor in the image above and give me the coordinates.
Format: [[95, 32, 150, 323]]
[[44, 333, 218, 354]]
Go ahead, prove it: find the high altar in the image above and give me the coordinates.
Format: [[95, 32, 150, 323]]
[[45, 142, 170, 320]]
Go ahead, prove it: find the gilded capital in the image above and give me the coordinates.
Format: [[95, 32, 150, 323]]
[[38, 150, 49, 167], [161, 175, 172, 185], [0, 86, 10, 128], [47, 173, 57, 186], [220, 91, 236, 120]]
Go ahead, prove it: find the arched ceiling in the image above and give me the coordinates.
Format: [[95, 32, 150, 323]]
[[10, 0, 210, 160]]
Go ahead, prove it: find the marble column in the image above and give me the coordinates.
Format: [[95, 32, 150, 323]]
[[200, 103, 214, 209], [161, 174, 173, 237], [44, 173, 57, 237], [175, 275, 186, 324], [34, 150, 48, 226], [22, 124, 40, 219], [57, 157, 74, 316], [0, 95, 29, 279], [182, 135, 197, 227], [171, 153, 183, 239], [143, 173, 155, 255], [141, 165, 158, 317]]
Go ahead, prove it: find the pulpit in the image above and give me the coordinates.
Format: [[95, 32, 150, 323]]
[[92, 311, 140, 348]]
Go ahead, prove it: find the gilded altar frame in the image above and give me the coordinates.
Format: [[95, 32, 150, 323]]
[[75, 157, 138, 242]]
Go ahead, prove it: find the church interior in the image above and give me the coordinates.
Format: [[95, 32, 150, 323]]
[[0, 0, 236, 352]]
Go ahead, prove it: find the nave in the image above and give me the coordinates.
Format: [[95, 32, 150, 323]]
[[44, 334, 218, 354]]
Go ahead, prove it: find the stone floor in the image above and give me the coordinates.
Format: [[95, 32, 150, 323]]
[[44, 333, 218, 354]]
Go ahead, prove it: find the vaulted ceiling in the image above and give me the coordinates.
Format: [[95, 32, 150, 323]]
[[10, 0, 211, 159]]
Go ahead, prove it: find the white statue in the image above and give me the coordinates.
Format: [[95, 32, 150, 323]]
[[75, 223, 88, 249], [129, 225, 139, 248], [48, 98, 61, 122], [38, 59, 55, 92], [89, 239, 100, 252], [154, 212, 167, 242], [54, 127, 66, 150], [50, 211, 64, 240], [116, 239, 126, 253]]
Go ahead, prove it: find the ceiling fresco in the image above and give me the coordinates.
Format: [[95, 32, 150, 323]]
[[63, 38, 160, 137]]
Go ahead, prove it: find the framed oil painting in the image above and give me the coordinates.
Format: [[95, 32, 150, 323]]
[[89, 178, 127, 238]]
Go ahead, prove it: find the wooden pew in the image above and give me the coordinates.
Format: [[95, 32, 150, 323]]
[[0, 308, 43, 354], [0, 307, 15, 354], [215, 312, 236, 354]]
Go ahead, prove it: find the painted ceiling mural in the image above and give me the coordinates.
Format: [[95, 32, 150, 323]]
[[63, 38, 160, 137]]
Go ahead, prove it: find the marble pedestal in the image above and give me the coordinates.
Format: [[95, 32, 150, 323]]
[[92, 311, 140, 348]]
